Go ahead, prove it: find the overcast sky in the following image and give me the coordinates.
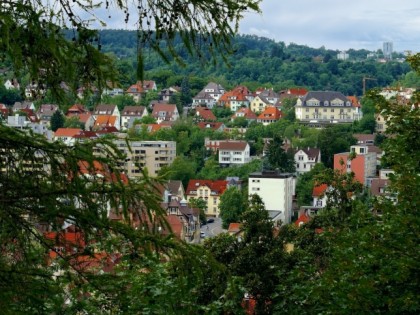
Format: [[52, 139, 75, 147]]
[[77, 0, 420, 53], [238, 0, 420, 52]]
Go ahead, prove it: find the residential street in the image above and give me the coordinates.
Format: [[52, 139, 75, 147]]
[[200, 217, 225, 239]]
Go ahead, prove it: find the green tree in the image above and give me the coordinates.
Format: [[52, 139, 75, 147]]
[[219, 187, 246, 229], [50, 110, 65, 131], [159, 155, 197, 188], [64, 115, 85, 129], [318, 124, 356, 168], [266, 134, 295, 172], [295, 163, 326, 207], [188, 197, 208, 225], [102, 94, 136, 111]]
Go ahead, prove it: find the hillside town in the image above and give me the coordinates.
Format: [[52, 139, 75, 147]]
[[1, 77, 409, 243], [1, 0, 419, 311]]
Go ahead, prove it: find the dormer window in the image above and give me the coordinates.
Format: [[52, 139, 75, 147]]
[[324, 101, 329, 106]]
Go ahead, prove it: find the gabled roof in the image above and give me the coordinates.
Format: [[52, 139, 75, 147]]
[[165, 215, 183, 239], [126, 80, 156, 94], [312, 184, 328, 197], [219, 86, 252, 103], [301, 91, 348, 104], [94, 104, 117, 115], [77, 113, 92, 123], [257, 106, 282, 120], [121, 105, 146, 116], [294, 147, 321, 161], [37, 104, 59, 116], [94, 115, 118, 127], [197, 122, 225, 130], [186, 179, 228, 196], [152, 104, 178, 121], [228, 223, 242, 234], [258, 88, 279, 99], [353, 133, 375, 144], [67, 104, 88, 115], [54, 128, 82, 137], [231, 107, 257, 120], [195, 106, 216, 121], [295, 212, 311, 227], [219, 140, 248, 151]]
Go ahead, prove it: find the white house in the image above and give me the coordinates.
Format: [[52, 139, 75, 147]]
[[120, 105, 148, 130], [248, 171, 295, 225], [218, 141, 250, 166], [293, 147, 321, 175]]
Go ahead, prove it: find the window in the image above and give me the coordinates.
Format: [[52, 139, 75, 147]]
[[303, 164, 306, 168], [323, 108, 327, 112], [331, 109, 334, 112], [298, 155, 304, 161], [316, 200, 323, 206], [213, 198, 217, 205], [252, 187, 260, 191], [306, 115, 309, 119]]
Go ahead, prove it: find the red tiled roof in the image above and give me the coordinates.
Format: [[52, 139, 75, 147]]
[[197, 122, 224, 130], [166, 215, 183, 238], [231, 107, 257, 120], [312, 184, 328, 197], [186, 179, 228, 196], [196, 106, 216, 121], [54, 128, 82, 137], [219, 141, 248, 151], [228, 223, 241, 233], [94, 115, 118, 128], [295, 212, 311, 227], [66, 104, 88, 116], [257, 106, 282, 120]]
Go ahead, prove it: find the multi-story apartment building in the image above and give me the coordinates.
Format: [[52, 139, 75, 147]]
[[334, 145, 377, 186], [295, 91, 362, 125], [248, 171, 295, 225], [186, 179, 228, 217], [218, 141, 250, 166], [113, 138, 176, 177]]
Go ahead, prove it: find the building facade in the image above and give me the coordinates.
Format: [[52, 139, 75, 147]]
[[218, 141, 250, 166], [334, 145, 377, 186], [186, 180, 228, 217], [113, 138, 176, 177], [248, 171, 295, 225], [295, 91, 362, 125]]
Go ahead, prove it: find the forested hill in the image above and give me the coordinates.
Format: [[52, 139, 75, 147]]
[[85, 30, 410, 95]]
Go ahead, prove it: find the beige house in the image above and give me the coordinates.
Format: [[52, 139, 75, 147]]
[[112, 137, 176, 177], [250, 95, 272, 113], [375, 113, 388, 133], [185, 179, 228, 217], [295, 91, 362, 125]]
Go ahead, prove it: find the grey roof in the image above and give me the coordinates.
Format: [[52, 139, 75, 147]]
[[301, 91, 348, 104], [121, 106, 146, 116]]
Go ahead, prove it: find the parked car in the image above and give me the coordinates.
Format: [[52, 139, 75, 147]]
[[207, 218, 215, 224], [200, 231, 206, 238]]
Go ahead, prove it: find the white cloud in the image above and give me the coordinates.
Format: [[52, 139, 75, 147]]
[[240, 0, 420, 52]]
